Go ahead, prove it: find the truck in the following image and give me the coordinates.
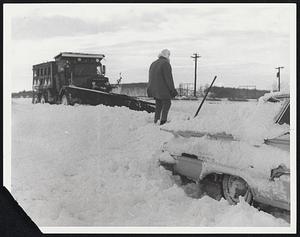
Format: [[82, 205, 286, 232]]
[[32, 52, 155, 113]]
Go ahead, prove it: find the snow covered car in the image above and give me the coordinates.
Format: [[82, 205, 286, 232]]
[[158, 93, 290, 211]]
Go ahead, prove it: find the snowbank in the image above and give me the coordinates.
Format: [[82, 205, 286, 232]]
[[164, 99, 289, 144], [11, 99, 289, 227]]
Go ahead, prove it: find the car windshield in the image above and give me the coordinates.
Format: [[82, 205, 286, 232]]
[[278, 104, 290, 125]]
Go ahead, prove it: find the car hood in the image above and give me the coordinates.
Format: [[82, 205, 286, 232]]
[[163, 101, 289, 145], [161, 135, 290, 178]]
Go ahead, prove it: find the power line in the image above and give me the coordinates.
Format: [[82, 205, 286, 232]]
[[191, 53, 201, 97]]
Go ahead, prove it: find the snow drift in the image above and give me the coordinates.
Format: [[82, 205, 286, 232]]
[[11, 99, 288, 227], [164, 97, 289, 144]]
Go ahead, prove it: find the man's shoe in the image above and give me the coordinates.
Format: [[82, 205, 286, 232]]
[[160, 120, 167, 125]]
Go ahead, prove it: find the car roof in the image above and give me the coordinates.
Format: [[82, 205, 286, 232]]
[[269, 93, 290, 102], [259, 92, 290, 103]]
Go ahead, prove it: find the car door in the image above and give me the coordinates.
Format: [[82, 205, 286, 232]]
[[259, 99, 290, 210]]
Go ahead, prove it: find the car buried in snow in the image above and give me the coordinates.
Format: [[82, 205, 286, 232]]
[[158, 93, 290, 212]]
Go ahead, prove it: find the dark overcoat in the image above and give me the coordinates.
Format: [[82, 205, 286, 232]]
[[147, 57, 175, 99]]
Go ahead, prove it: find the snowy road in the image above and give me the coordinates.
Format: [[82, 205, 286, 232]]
[[10, 98, 289, 227]]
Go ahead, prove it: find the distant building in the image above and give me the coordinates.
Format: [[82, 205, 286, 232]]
[[112, 82, 148, 97]]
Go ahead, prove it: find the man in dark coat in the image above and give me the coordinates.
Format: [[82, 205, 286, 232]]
[[147, 49, 178, 125]]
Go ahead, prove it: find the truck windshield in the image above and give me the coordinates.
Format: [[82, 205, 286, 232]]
[[73, 63, 97, 76]]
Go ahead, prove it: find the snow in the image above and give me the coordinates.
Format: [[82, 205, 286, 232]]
[[164, 98, 289, 144], [11, 98, 289, 227]]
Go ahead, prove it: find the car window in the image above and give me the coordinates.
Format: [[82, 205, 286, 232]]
[[278, 104, 290, 125]]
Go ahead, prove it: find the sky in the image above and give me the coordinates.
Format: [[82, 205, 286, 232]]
[[4, 3, 296, 92]]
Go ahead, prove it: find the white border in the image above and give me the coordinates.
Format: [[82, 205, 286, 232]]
[[3, 5, 12, 192], [4, 3, 297, 234], [288, 3, 297, 233], [40, 226, 294, 234]]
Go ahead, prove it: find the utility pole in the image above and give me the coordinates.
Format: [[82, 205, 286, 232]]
[[275, 66, 284, 92], [191, 53, 201, 97], [186, 84, 189, 96]]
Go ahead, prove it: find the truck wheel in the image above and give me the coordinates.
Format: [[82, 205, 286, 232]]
[[61, 94, 69, 105], [222, 174, 252, 205], [32, 94, 39, 104], [135, 101, 142, 110], [40, 95, 46, 104]]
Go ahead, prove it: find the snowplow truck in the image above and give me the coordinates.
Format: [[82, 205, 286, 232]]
[[32, 52, 155, 113]]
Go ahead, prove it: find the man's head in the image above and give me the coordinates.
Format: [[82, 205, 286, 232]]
[[158, 49, 171, 59]]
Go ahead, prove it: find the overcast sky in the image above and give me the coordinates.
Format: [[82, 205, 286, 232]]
[[4, 3, 295, 92]]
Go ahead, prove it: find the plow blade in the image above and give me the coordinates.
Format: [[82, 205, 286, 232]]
[[64, 86, 156, 113]]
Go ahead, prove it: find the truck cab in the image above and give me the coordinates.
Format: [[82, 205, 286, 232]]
[[54, 52, 110, 92]]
